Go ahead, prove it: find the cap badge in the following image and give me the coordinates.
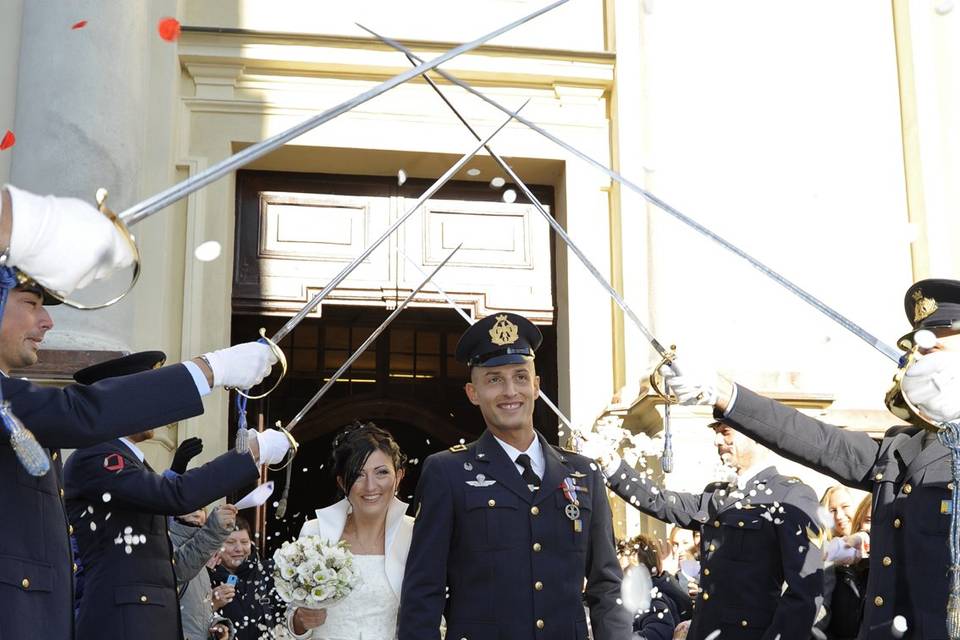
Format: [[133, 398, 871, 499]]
[[488, 314, 519, 346], [913, 289, 939, 323]]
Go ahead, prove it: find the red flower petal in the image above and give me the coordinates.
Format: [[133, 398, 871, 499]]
[[71, 20, 88, 30], [0, 130, 15, 151], [157, 17, 181, 42]]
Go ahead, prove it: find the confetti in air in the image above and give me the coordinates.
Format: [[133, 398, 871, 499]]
[[71, 20, 88, 30], [194, 241, 222, 262], [157, 17, 181, 42], [0, 130, 15, 151]]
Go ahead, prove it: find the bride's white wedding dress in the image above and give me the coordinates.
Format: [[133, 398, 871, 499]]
[[308, 554, 399, 640]]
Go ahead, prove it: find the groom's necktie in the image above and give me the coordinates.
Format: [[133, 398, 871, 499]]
[[516, 453, 540, 492]]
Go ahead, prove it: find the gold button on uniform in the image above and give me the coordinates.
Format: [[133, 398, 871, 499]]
[[533, 543, 542, 552], [140, 595, 148, 603], [741, 621, 748, 628], [882, 556, 892, 567], [703, 568, 710, 576], [737, 521, 744, 527], [530, 506, 540, 516], [708, 544, 716, 552], [702, 592, 710, 601], [714, 520, 720, 528], [536, 619, 545, 630], [21, 578, 29, 589], [874, 596, 884, 607], [52, 451, 58, 460], [903, 484, 912, 494], [72, 563, 78, 573], [534, 581, 543, 591], [894, 518, 902, 528], [488, 499, 496, 507], [59, 488, 64, 497], [874, 472, 883, 481], [68, 525, 74, 535]]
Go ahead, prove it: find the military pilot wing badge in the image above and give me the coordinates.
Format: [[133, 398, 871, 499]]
[[466, 473, 496, 487], [569, 471, 587, 479]]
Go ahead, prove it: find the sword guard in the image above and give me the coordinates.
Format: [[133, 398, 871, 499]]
[[649, 345, 680, 405], [235, 328, 289, 400], [23, 188, 142, 310], [268, 420, 300, 472], [885, 341, 943, 432]]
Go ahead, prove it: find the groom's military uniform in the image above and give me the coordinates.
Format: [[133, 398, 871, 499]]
[[398, 313, 631, 640]]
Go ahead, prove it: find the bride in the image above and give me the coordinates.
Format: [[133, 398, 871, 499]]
[[286, 422, 413, 640]]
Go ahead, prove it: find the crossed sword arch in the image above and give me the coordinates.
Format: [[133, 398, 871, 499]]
[[10, 0, 901, 482]]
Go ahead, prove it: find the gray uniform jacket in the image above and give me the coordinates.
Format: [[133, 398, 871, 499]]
[[607, 460, 823, 640], [169, 511, 234, 640], [721, 384, 953, 640]]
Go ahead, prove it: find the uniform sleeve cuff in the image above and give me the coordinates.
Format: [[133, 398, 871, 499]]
[[181, 361, 212, 397]]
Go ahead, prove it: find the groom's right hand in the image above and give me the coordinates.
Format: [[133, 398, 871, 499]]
[[292, 607, 327, 634]]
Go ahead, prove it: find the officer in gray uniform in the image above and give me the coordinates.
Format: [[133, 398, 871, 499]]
[[663, 278, 960, 639], [398, 313, 631, 640], [599, 422, 823, 640]]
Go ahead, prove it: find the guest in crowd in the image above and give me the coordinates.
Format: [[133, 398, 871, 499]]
[[210, 516, 281, 639]]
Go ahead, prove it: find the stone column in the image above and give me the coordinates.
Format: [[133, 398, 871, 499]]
[[10, 1, 151, 351]]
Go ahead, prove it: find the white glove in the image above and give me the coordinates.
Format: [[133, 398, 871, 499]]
[[251, 428, 291, 466], [901, 350, 960, 423], [662, 365, 719, 406], [5, 185, 135, 294], [204, 342, 278, 389]]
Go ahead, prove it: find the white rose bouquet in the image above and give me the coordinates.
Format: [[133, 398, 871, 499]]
[[272, 536, 361, 608]]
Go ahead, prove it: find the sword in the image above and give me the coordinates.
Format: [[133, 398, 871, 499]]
[[273, 243, 462, 519], [232, 104, 523, 454], [396, 247, 574, 432], [361, 26, 902, 365], [286, 243, 464, 433], [399, 55, 678, 471], [115, 0, 568, 226]]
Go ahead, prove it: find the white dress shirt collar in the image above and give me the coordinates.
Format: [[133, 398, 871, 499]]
[[494, 432, 545, 480], [118, 437, 146, 464]]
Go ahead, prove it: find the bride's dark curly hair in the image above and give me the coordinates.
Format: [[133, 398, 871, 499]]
[[329, 421, 407, 499]]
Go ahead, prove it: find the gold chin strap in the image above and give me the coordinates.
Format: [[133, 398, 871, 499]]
[[885, 341, 942, 432], [30, 188, 142, 310], [235, 328, 288, 400]]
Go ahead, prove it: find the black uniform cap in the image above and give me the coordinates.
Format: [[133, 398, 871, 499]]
[[73, 351, 166, 385], [455, 313, 542, 368], [899, 279, 960, 349], [15, 281, 61, 306]]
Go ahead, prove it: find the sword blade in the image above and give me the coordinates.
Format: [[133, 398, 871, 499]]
[[363, 26, 901, 364], [117, 0, 568, 226], [286, 243, 463, 432], [269, 102, 526, 346], [402, 54, 671, 360], [396, 246, 574, 430]]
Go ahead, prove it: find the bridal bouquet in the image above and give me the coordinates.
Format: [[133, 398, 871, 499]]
[[272, 536, 361, 608]]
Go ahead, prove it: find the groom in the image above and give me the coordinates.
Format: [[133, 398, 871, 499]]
[[398, 313, 631, 640]]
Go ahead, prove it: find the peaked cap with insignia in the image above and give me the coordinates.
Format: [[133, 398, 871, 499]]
[[455, 312, 542, 368], [899, 279, 960, 349], [73, 351, 166, 385]]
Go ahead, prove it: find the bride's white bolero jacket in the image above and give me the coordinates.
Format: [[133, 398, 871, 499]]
[[297, 497, 414, 599]]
